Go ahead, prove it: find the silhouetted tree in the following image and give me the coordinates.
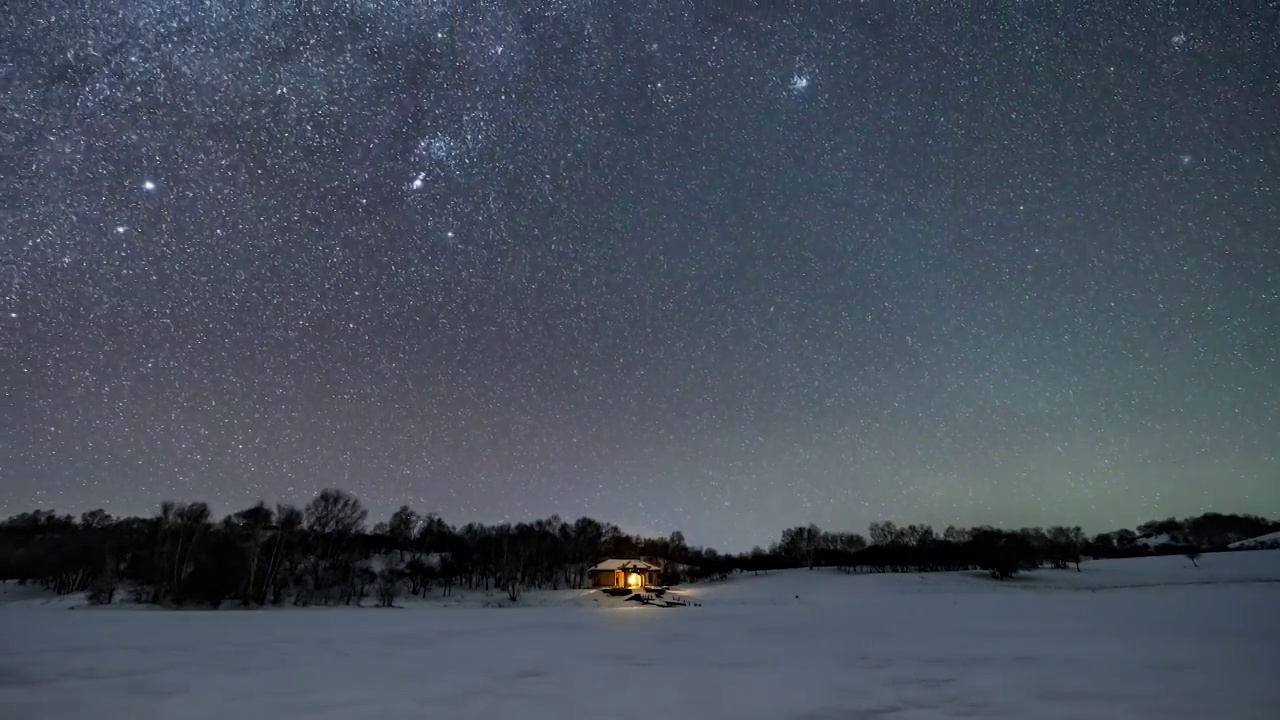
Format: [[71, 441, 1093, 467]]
[[778, 524, 823, 568], [387, 506, 419, 560], [263, 504, 303, 605], [227, 502, 273, 606], [87, 547, 118, 605], [969, 528, 1034, 580], [3, 500, 1276, 605], [376, 558, 401, 607], [302, 489, 367, 605], [1046, 526, 1085, 571], [869, 521, 900, 547]]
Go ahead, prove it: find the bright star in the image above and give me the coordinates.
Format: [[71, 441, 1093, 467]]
[[789, 73, 811, 92], [115, 225, 127, 234], [411, 173, 425, 190], [142, 180, 156, 191]]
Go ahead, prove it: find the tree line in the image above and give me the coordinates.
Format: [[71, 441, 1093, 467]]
[[750, 512, 1276, 580], [0, 490, 1274, 608], [0, 490, 727, 608]]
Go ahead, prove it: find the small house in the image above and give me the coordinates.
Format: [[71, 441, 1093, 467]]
[[588, 559, 661, 589]]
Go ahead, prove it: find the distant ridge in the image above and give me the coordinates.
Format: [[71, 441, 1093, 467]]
[[1229, 530, 1280, 550]]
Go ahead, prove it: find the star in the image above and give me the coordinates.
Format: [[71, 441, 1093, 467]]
[[3, 1, 1276, 556]]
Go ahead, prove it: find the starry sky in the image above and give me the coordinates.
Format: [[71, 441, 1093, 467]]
[[4, 1, 1278, 551]]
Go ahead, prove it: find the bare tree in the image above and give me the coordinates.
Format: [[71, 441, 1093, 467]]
[[387, 506, 420, 560], [1046, 526, 1084, 571], [228, 502, 273, 606], [869, 521, 901, 547], [500, 529, 526, 602], [87, 548, 117, 605], [1185, 550, 1202, 567], [262, 504, 302, 605], [303, 489, 368, 604], [376, 558, 402, 607]]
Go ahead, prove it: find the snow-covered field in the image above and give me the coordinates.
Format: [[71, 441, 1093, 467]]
[[1, 551, 1277, 719]]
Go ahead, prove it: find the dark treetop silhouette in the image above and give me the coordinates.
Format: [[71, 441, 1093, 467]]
[[2, 491, 1274, 608]]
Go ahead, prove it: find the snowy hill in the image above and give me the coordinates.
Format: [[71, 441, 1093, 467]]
[[1230, 530, 1280, 550]]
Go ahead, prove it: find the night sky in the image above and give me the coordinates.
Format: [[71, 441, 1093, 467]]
[[5, 1, 1278, 551]]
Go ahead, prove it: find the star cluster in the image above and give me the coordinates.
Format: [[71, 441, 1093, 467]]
[[5, 1, 1278, 550]]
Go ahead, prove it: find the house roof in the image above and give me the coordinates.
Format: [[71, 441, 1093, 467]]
[[589, 558, 658, 572]]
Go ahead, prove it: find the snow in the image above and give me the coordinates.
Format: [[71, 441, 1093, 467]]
[[0, 582, 58, 605], [1, 550, 1277, 719], [588, 558, 659, 571], [1137, 532, 1175, 547], [1230, 530, 1280, 549]]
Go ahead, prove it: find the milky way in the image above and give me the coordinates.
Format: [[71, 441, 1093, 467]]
[[5, 1, 1278, 550]]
